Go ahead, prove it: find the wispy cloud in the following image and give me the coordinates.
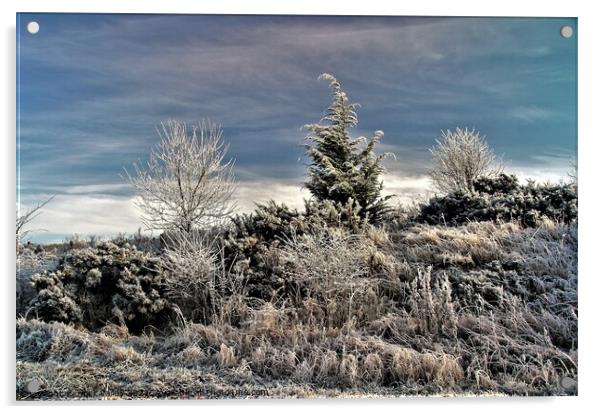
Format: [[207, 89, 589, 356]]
[[509, 106, 557, 123]]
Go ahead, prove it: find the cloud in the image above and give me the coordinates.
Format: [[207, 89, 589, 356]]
[[19, 193, 143, 240], [234, 181, 310, 213], [509, 168, 570, 184], [20, 179, 312, 242], [17, 15, 577, 240], [381, 173, 432, 204], [509, 106, 556, 123], [506, 154, 574, 184], [47, 183, 132, 195]]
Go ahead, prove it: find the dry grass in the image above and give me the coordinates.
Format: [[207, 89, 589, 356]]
[[16, 220, 577, 399], [394, 221, 521, 266]]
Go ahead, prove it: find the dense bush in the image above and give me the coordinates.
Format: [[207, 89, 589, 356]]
[[17, 247, 58, 317], [224, 199, 368, 253], [222, 199, 370, 299], [418, 174, 577, 227], [30, 241, 169, 332], [222, 201, 305, 296], [303, 198, 369, 231]]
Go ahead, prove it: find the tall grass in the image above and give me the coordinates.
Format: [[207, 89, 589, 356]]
[[17, 220, 577, 399]]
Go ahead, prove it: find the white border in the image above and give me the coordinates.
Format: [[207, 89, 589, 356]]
[[0, 0, 585, 16], [2, 1, 600, 413]]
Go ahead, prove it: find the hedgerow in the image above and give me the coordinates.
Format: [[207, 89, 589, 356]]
[[417, 174, 577, 227]]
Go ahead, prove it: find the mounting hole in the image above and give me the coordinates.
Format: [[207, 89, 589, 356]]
[[27, 21, 39, 34], [560, 25, 573, 39], [26, 379, 41, 393]]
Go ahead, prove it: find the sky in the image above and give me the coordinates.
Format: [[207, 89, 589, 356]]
[[16, 14, 577, 243]]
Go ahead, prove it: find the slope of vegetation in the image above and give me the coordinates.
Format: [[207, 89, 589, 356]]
[[16, 74, 578, 399], [17, 213, 577, 399]]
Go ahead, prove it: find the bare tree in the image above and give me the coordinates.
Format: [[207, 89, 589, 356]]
[[16, 195, 54, 244], [429, 127, 502, 193], [125, 120, 236, 233]]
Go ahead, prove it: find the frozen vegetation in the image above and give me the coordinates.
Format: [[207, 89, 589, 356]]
[[16, 75, 577, 399]]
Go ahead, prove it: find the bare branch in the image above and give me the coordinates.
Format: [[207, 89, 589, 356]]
[[16, 195, 55, 242]]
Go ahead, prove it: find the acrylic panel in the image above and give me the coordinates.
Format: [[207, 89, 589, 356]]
[[16, 14, 578, 399]]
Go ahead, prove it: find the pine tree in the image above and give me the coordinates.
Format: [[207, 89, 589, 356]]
[[304, 74, 392, 223]]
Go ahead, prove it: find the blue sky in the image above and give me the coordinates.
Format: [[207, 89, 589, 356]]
[[16, 14, 577, 242]]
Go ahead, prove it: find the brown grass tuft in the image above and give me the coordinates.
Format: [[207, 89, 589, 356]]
[[217, 343, 237, 368], [362, 353, 384, 383]]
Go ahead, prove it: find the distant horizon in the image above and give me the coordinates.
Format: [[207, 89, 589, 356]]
[[22, 163, 577, 244], [17, 14, 577, 243]]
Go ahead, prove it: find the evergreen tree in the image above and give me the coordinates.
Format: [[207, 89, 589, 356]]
[[304, 74, 392, 223]]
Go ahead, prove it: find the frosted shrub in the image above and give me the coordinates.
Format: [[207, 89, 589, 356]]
[[303, 198, 368, 232], [429, 127, 501, 193], [17, 247, 57, 316], [279, 228, 397, 325], [30, 241, 168, 331], [161, 230, 219, 322], [418, 174, 577, 227], [281, 229, 370, 292]]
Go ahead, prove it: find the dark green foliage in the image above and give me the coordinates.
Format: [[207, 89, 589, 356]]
[[226, 201, 305, 246], [472, 173, 520, 194], [223, 202, 304, 270], [222, 202, 305, 299], [304, 74, 392, 223], [30, 241, 169, 332], [222, 199, 369, 299], [418, 174, 577, 227], [303, 198, 367, 231]]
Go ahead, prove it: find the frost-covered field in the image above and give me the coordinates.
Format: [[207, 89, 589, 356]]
[[16, 218, 577, 399]]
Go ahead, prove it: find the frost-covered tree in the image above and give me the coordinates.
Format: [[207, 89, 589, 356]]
[[429, 127, 502, 194], [125, 120, 236, 233], [304, 74, 391, 222]]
